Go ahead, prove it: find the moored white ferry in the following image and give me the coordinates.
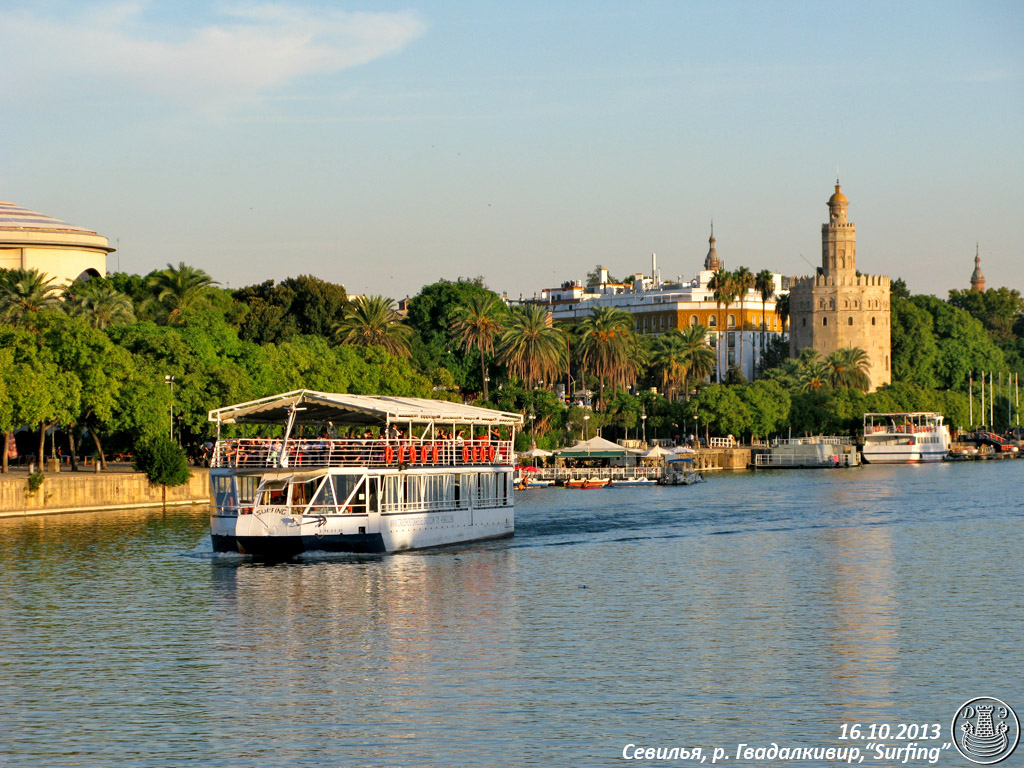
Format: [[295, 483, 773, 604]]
[[861, 412, 951, 464], [208, 390, 522, 556]]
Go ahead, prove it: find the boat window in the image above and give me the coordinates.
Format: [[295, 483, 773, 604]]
[[212, 476, 236, 509], [310, 476, 338, 513], [259, 479, 288, 506], [238, 476, 257, 503], [332, 475, 365, 513]]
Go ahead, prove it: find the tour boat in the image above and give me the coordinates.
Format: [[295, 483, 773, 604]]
[[207, 390, 522, 556], [861, 412, 951, 464]]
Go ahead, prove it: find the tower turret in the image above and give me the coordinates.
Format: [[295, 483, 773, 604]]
[[970, 245, 985, 292], [821, 181, 856, 276], [704, 223, 722, 271]]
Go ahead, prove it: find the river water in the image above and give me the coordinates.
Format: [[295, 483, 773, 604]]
[[1, 461, 1022, 767]]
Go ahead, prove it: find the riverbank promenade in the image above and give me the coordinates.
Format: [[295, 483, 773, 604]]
[[0, 465, 210, 517]]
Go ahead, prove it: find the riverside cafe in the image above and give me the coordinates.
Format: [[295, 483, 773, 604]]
[[549, 436, 655, 480]]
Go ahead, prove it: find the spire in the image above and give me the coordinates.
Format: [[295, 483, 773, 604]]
[[970, 243, 985, 292], [704, 221, 721, 271]]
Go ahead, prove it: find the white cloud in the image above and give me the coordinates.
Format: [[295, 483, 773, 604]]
[[0, 2, 426, 108]]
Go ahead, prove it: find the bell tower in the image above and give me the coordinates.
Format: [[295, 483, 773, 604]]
[[822, 181, 856, 276]]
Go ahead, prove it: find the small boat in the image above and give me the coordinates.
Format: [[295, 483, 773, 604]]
[[566, 477, 610, 489], [611, 476, 657, 486], [862, 412, 951, 464]]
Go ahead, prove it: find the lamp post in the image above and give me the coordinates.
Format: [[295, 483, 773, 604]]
[[583, 412, 590, 441], [529, 408, 536, 445], [164, 375, 175, 441], [641, 408, 648, 446]]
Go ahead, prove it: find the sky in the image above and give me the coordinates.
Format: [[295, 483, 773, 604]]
[[1, 1, 1022, 301]]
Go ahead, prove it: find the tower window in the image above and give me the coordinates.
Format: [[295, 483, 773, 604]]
[[872, 317, 876, 326], [848, 317, 853, 325], [822, 317, 828, 326], [802, 318, 807, 327]]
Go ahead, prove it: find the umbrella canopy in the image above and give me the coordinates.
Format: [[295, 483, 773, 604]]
[[641, 444, 671, 458], [557, 435, 638, 458], [518, 447, 553, 458]]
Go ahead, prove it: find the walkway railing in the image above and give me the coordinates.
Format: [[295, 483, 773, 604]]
[[211, 438, 515, 470], [537, 466, 662, 481]]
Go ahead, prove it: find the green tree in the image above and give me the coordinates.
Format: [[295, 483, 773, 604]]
[[451, 294, 506, 401], [64, 279, 135, 329], [652, 325, 714, 400], [576, 307, 640, 409], [826, 347, 871, 391], [497, 305, 567, 387], [732, 266, 754, 375], [133, 434, 191, 510], [708, 269, 737, 382], [333, 295, 412, 358], [890, 295, 940, 387], [739, 380, 791, 439], [692, 383, 751, 439], [0, 267, 63, 324], [755, 268, 775, 361], [145, 262, 218, 324]]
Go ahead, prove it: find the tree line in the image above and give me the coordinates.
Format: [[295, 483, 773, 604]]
[[1, 263, 1021, 473]]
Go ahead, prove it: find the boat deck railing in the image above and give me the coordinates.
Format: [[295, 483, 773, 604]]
[[211, 438, 515, 470]]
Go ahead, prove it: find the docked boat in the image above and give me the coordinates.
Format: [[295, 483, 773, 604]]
[[207, 390, 523, 556], [566, 477, 610, 489], [862, 412, 951, 464]]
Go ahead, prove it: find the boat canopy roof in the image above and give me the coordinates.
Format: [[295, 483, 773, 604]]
[[208, 389, 523, 427]]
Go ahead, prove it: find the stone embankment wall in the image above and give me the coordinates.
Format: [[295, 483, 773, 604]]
[[0, 470, 210, 517]]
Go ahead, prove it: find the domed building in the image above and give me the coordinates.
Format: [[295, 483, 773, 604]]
[[0, 201, 113, 285]]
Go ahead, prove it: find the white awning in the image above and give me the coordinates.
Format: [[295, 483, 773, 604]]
[[209, 390, 523, 428]]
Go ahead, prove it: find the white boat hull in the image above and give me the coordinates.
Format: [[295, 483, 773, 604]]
[[861, 446, 948, 464], [212, 505, 514, 555]]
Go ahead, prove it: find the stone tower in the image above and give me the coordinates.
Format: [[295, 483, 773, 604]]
[[970, 245, 985, 292], [788, 183, 892, 391]]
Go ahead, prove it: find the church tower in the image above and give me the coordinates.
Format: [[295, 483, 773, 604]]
[[704, 224, 721, 271], [970, 245, 985, 292], [788, 182, 891, 391]]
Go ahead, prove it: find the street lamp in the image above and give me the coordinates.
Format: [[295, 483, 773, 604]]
[[164, 375, 175, 441], [641, 408, 648, 446], [529, 409, 536, 445], [583, 412, 591, 441]]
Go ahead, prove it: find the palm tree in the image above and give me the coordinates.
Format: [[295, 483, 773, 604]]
[[65, 280, 135, 329], [145, 262, 217, 323], [496, 305, 567, 387], [576, 307, 639, 409], [333, 295, 412, 358], [708, 269, 736, 383], [796, 349, 830, 391], [774, 292, 790, 334], [732, 266, 754, 378], [451, 294, 506, 400], [826, 347, 871, 390], [652, 324, 715, 400], [0, 268, 62, 323], [755, 269, 775, 362]]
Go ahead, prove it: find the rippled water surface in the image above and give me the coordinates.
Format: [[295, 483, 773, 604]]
[[1, 462, 1022, 767]]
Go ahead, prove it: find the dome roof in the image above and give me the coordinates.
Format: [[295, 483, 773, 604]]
[[0, 201, 97, 234], [828, 184, 848, 205]]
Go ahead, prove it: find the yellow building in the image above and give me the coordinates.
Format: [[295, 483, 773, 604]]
[[0, 201, 113, 285]]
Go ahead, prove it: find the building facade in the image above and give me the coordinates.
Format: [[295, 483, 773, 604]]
[[0, 201, 112, 285], [535, 240, 787, 383], [788, 184, 891, 391]]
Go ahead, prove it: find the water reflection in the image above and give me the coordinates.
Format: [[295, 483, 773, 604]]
[[0, 462, 1022, 767]]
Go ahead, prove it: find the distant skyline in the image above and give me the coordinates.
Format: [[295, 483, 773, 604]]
[[2, 1, 1021, 300]]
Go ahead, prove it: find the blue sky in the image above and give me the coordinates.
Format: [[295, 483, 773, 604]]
[[1, 1, 1021, 300]]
